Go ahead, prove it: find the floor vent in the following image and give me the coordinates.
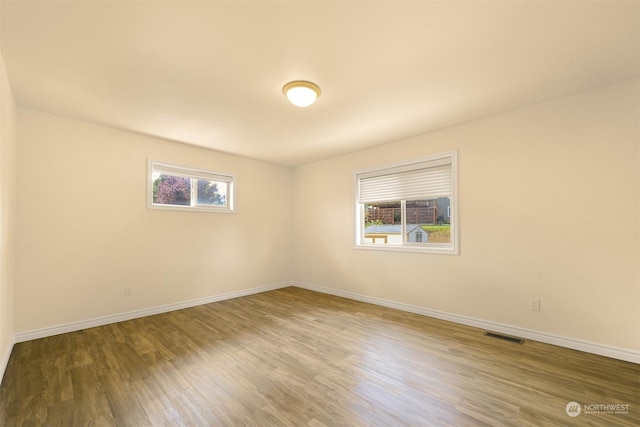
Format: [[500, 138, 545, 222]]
[[484, 331, 525, 344]]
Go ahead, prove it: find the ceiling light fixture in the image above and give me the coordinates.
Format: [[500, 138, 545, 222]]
[[282, 80, 321, 107]]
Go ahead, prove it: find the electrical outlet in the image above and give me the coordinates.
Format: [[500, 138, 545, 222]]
[[529, 299, 541, 311], [124, 287, 133, 297]]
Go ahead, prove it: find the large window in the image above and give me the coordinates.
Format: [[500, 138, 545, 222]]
[[148, 161, 235, 213], [355, 151, 458, 254]]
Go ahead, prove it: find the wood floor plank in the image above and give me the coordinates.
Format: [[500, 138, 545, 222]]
[[0, 287, 638, 426]]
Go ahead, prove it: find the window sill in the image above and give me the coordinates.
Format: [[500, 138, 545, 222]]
[[148, 204, 236, 214], [354, 244, 458, 255]]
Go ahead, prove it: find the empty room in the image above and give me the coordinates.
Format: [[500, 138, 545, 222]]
[[0, 1, 638, 426]]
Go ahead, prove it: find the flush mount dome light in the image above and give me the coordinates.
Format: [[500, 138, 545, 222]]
[[282, 80, 321, 107]]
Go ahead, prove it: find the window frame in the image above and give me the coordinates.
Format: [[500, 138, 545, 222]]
[[354, 151, 458, 255], [147, 160, 235, 213]]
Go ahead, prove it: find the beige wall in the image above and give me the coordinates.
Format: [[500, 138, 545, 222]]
[[15, 110, 292, 332], [8, 78, 640, 356], [0, 54, 17, 364], [293, 79, 640, 351]]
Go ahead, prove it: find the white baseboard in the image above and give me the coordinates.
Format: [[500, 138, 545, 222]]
[[14, 282, 292, 343], [11, 280, 639, 364], [0, 336, 15, 383], [293, 282, 640, 364]]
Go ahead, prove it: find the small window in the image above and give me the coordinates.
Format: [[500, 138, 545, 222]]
[[148, 161, 234, 213], [355, 151, 458, 254]]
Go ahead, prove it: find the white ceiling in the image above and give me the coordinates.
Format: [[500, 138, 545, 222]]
[[1, 1, 638, 166]]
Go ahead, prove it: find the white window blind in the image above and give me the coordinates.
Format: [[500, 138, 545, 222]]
[[357, 157, 452, 203]]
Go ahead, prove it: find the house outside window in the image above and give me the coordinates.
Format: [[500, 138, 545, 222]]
[[354, 151, 458, 254]]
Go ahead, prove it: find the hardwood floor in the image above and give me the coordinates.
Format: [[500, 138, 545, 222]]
[[0, 287, 638, 426]]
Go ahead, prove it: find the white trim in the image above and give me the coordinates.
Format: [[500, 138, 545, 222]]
[[353, 244, 457, 255], [354, 150, 458, 255], [148, 202, 236, 214], [0, 336, 15, 383], [152, 161, 233, 183], [14, 282, 291, 343], [354, 150, 457, 180], [11, 281, 638, 364], [293, 282, 640, 364], [147, 159, 236, 213]]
